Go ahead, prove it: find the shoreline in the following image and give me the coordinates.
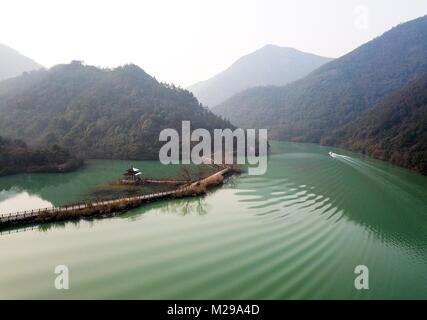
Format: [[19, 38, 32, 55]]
[[0, 159, 84, 177]]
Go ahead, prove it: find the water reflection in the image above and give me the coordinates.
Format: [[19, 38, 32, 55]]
[[0, 189, 52, 213], [122, 192, 215, 220], [0, 189, 214, 235], [2, 142, 427, 299], [158, 197, 209, 216]]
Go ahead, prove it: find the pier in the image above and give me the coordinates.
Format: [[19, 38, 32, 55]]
[[0, 167, 232, 229]]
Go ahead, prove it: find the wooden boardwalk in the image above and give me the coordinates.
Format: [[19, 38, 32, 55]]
[[0, 189, 177, 226], [0, 167, 231, 229]]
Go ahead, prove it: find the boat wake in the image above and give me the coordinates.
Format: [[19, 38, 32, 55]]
[[328, 151, 414, 193], [328, 151, 367, 169], [329, 152, 354, 162]]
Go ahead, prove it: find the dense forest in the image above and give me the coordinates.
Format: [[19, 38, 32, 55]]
[[0, 61, 233, 160], [212, 15, 427, 174], [323, 72, 427, 175], [0, 136, 82, 176]]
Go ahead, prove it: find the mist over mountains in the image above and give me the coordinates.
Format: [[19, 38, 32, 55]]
[[188, 45, 332, 107], [1, 15, 427, 175], [212, 15, 427, 174], [0, 43, 42, 81]]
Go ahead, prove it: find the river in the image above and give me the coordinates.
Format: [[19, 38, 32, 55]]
[[1, 141, 427, 299]]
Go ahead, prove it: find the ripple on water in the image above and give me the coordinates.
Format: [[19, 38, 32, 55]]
[[1, 142, 427, 299]]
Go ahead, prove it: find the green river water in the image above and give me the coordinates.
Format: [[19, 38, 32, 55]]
[[1, 141, 427, 299]]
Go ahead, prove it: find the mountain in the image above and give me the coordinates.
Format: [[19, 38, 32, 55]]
[[0, 61, 233, 160], [213, 15, 427, 145], [0, 43, 42, 81], [323, 72, 427, 175], [188, 45, 332, 107], [0, 136, 82, 176]]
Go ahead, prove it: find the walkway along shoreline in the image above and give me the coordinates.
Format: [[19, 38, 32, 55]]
[[0, 167, 234, 229]]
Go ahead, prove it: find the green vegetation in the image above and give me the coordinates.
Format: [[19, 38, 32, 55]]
[[0, 61, 233, 160], [0, 136, 82, 176], [324, 72, 427, 175], [213, 15, 427, 174]]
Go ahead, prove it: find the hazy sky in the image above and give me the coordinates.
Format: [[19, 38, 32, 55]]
[[1, 0, 427, 86]]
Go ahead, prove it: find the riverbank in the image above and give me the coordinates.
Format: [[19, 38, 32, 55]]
[[0, 136, 83, 177], [0, 158, 84, 177]]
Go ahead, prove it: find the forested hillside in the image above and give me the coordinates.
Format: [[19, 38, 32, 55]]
[[0, 61, 233, 160], [213, 15, 427, 143], [324, 72, 427, 175], [0, 136, 82, 176]]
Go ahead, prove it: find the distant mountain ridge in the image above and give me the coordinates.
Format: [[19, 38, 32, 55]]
[[213, 15, 427, 138], [0, 43, 42, 81], [212, 15, 427, 174], [188, 45, 332, 107], [0, 61, 233, 160]]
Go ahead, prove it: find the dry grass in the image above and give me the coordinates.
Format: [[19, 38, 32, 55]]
[[3, 166, 235, 228]]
